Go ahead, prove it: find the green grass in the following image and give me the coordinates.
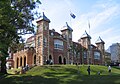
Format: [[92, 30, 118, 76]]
[[0, 65, 120, 84]]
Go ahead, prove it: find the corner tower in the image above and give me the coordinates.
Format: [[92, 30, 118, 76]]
[[61, 22, 73, 64], [36, 12, 50, 65], [79, 30, 91, 49], [61, 22, 73, 42], [78, 30, 91, 64], [95, 36, 105, 65]]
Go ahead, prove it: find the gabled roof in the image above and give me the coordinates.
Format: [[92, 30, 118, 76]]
[[49, 30, 61, 37], [61, 22, 73, 32], [95, 36, 105, 44], [26, 36, 35, 43], [36, 12, 50, 23], [81, 30, 91, 39]]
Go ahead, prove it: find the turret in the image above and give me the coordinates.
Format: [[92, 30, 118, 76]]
[[95, 36, 105, 64], [78, 30, 91, 64], [36, 12, 50, 65], [61, 22, 73, 41], [61, 22, 73, 64], [79, 30, 91, 49]]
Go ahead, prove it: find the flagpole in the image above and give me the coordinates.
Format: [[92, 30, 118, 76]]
[[88, 20, 90, 35], [69, 10, 72, 64], [88, 19, 92, 64]]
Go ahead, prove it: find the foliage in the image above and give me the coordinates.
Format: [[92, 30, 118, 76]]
[[69, 43, 87, 64], [0, 0, 41, 74]]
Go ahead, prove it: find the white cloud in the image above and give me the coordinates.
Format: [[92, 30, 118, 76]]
[[31, 0, 120, 50], [71, 0, 120, 49]]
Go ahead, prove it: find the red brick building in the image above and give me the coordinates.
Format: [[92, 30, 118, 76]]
[[13, 12, 105, 68]]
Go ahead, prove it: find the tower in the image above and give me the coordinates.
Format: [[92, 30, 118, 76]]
[[61, 22, 73, 64], [78, 30, 91, 64], [79, 30, 91, 49], [36, 12, 50, 65], [61, 22, 73, 42], [95, 36, 105, 65]]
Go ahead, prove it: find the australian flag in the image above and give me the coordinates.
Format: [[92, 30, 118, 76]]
[[70, 12, 76, 19]]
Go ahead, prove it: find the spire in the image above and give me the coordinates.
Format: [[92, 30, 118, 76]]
[[81, 30, 91, 39], [95, 36, 105, 44], [61, 22, 73, 32], [36, 12, 50, 23]]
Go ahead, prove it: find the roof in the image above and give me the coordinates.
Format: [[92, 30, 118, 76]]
[[36, 12, 50, 23], [81, 30, 91, 39], [49, 30, 67, 40], [26, 36, 35, 43], [95, 36, 105, 44], [61, 22, 73, 32]]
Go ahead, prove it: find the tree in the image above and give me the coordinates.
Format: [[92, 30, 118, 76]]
[[69, 43, 82, 64], [0, 0, 41, 74], [69, 43, 87, 73], [69, 43, 82, 73]]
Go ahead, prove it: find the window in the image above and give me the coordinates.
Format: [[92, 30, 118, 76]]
[[83, 40, 86, 46], [51, 32, 54, 36], [43, 37, 47, 47], [44, 24, 48, 30], [94, 51, 100, 60], [83, 51, 87, 58], [54, 40, 63, 50], [69, 32, 72, 38], [38, 36, 40, 46]]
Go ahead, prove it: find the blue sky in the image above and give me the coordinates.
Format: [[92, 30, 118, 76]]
[[31, 0, 120, 50]]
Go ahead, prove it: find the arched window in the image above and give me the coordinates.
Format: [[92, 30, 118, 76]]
[[49, 55, 52, 60], [63, 58, 66, 64]]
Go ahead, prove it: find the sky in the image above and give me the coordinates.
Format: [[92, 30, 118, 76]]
[[31, 0, 120, 50]]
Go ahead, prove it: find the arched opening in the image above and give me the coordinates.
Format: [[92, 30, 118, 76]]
[[59, 56, 62, 64], [39, 56, 40, 63], [63, 58, 66, 64], [34, 55, 36, 65], [49, 55, 52, 60], [16, 58, 19, 68], [20, 57, 22, 66], [24, 56, 26, 67]]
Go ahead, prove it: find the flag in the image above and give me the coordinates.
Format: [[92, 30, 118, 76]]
[[70, 12, 76, 19]]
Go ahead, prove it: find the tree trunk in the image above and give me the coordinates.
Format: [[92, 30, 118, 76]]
[[0, 57, 7, 74]]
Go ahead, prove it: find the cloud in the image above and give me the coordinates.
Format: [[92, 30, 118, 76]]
[[71, 0, 120, 49], [31, 0, 120, 50], [91, 5, 119, 30]]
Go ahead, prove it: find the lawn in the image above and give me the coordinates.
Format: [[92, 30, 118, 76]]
[[0, 65, 120, 84]]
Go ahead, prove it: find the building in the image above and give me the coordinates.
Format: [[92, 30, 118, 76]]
[[109, 43, 120, 62], [104, 52, 111, 65], [13, 12, 105, 68]]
